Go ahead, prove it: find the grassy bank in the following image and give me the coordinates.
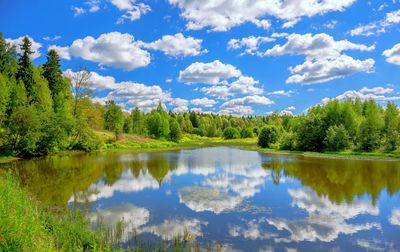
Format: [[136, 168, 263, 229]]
[[245, 146, 400, 160], [0, 174, 109, 251], [1, 131, 399, 163], [96, 131, 400, 160]]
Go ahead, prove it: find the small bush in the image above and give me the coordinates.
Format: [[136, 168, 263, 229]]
[[240, 128, 254, 138]]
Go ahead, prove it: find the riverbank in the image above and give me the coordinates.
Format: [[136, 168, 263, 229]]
[[1, 132, 399, 164], [90, 131, 400, 160], [0, 174, 109, 251]]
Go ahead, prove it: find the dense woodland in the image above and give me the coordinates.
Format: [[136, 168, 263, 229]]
[[0, 34, 399, 157]]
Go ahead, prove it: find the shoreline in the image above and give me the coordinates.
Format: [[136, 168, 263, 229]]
[[1, 136, 399, 164]]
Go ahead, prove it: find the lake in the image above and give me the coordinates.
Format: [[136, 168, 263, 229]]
[[2, 147, 400, 251]]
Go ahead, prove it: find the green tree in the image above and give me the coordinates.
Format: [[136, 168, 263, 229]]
[[383, 102, 399, 151], [0, 73, 10, 125], [358, 100, 384, 151], [325, 124, 350, 151], [42, 50, 68, 113], [131, 107, 146, 135], [6, 80, 27, 116], [42, 50, 63, 97], [223, 127, 240, 139], [7, 106, 42, 156], [169, 118, 182, 142], [295, 115, 326, 151], [104, 101, 124, 140], [33, 67, 52, 112], [258, 125, 279, 148], [0, 32, 18, 77], [16, 37, 36, 103], [189, 112, 200, 128], [147, 111, 170, 138]]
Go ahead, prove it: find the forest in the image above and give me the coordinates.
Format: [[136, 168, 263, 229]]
[[0, 34, 399, 158]]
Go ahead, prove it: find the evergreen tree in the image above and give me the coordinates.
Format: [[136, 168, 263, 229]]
[[42, 50, 66, 112], [16, 37, 36, 103]]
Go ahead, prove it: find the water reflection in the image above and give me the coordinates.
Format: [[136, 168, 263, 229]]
[[2, 147, 400, 251], [264, 156, 400, 204], [267, 187, 380, 243]]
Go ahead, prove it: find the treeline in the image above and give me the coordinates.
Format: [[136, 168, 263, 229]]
[[1, 34, 399, 157], [258, 99, 400, 153]]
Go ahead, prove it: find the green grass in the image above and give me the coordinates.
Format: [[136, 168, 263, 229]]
[[0, 174, 110, 252], [250, 147, 400, 160]]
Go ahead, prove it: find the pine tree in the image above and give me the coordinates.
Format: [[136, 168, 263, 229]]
[[42, 50, 63, 103], [16, 37, 36, 103]]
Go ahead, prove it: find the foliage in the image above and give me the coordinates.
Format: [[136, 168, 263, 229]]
[[6, 106, 42, 156], [258, 125, 279, 148], [147, 110, 170, 139], [16, 37, 36, 104], [169, 117, 182, 142], [104, 101, 124, 140], [325, 124, 350, 151], [223, 127, 240, 139], [240, 127, 254, 138]]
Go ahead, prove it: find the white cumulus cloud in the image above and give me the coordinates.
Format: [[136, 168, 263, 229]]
[[264, 33, 375, 84], [383, 43, 400, 65], [168, 0, 355, 31], [140, 33, 206, 57]]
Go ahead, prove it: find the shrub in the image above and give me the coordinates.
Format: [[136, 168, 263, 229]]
[[240, 128, 254, 138], [223, 127, 240, 139]]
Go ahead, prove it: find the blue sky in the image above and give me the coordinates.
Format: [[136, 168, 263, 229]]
[[1, 0, 400, 116]]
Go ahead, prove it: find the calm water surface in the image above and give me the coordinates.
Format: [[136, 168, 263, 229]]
[[2, 147, 400, 251]]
